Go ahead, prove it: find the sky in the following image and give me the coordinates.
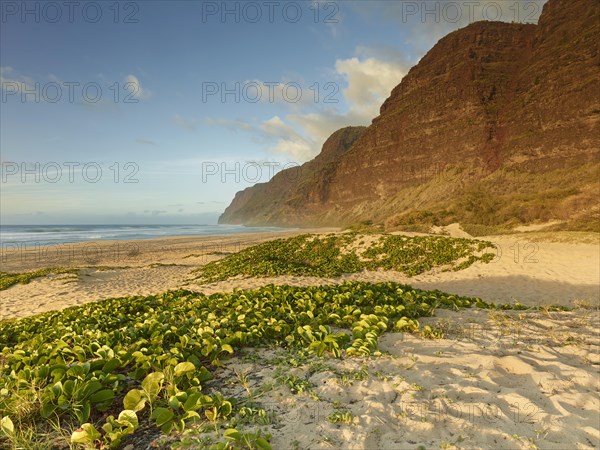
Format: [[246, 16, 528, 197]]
[[0, 0, 546, 225]]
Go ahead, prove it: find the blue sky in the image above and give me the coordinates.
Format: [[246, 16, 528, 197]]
[[0, 0, 545, 224]]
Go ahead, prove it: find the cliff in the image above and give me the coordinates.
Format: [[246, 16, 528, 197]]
[[220, 0, 599, 232], [220, 126, 365, 226]]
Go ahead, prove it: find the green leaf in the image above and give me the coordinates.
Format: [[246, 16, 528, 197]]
[[67, 364, 84, 378], [151, 407, 174, 427], [70, 423, 101, 444], [221, 401, 232, 417], [197, 367, 213, 383], [255, 437, 272, 450], [89, 389, 115, 404], [102, 422, 113, 434], [117, 410, 139, 429], [123, 389, 146, 412], [169, 396, 181, 410], [183, 392, 202, 411], [40, 402, 57, 419], [223, 428, 242, 441], [202, 340, 214, 356], [75, 402, 91, 423], [102, 358, 120, 373], [81, 380, 102, 398], [142, 372, 164, 402], [174, 361, 196, 377], [57, 394, 69, 407], [51, 381, 63, 397], [221, 344, 234, 354], [174, 418, 186, 433], [1, 416, 14, 436], [182, 410, 200, 421], [63, 379, 75, 397]]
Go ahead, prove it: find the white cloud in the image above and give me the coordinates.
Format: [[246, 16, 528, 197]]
[[172, 114, 202, 130], [202, 48, 409, 162], [0, 68, 153, 105], [260, 116, 294, 139], [124, 74, 151, 100], [268, 51, 408, 159], [258, 116, 313, 161], [203, 117, 253, 131], [271, 139, 314, 161], [286, 109, 355, 148], [254, 0, 544, 161], [0, 66, 33, 94], [335, 56, 407, 118]]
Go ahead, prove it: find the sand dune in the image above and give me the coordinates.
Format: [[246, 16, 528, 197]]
[[191, 234, 599, 308], [1, 231, 598, 320]]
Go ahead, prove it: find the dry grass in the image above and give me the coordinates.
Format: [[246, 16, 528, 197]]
[[383, 162, 600, 237]]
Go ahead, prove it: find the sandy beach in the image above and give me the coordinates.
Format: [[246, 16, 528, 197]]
[[220, 306, 599, 449], [1, 228, 598, 321], [1, 228, 598, 449]]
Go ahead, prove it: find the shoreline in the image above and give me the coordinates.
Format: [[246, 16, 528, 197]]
[[0, 228, 338, 273]]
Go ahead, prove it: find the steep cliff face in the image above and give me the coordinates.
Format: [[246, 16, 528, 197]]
[[220, 0, 599, 231], [219, 126, 365, 226]]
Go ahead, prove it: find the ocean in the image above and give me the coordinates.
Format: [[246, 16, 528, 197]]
[[0, 224, 291, 247]]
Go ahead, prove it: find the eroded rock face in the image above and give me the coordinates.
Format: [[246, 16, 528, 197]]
[[219, 126, 366, 226], [220, 0, 599, 229]]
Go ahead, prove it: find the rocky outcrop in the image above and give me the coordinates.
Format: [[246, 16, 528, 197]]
[[220, 0, 599, 231]]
